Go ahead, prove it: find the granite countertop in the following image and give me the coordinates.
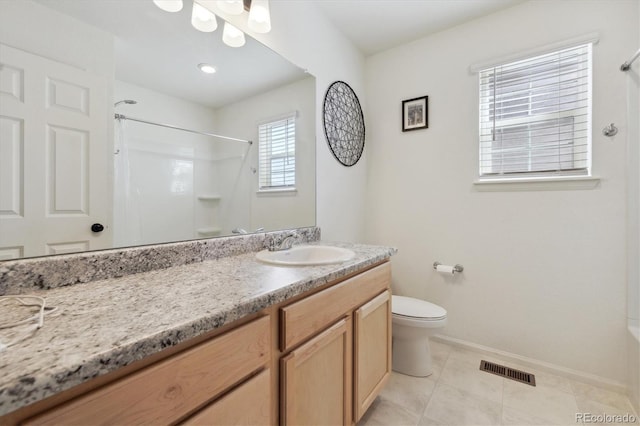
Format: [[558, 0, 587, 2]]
[[0, 241, 396, 417]]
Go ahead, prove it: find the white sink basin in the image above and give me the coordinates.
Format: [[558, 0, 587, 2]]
[[255, 245, 355, 266]]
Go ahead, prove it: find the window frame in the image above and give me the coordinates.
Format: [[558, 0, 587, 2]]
[[257, 112, 297, 192], [476, 41, 594, 182]]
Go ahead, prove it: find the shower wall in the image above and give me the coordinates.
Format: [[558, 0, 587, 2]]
[[113, 81, 244, 247]]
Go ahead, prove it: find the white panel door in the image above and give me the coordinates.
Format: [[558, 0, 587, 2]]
[[0, 43, 110, 259]]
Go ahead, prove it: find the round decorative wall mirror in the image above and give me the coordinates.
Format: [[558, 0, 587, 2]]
[[322, 81, 365, 167]]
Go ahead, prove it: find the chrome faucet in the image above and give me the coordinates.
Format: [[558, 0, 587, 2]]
[[267, 232, 298, 251]]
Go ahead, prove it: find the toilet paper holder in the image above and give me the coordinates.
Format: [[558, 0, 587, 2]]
[[433, 262, 464, 274]]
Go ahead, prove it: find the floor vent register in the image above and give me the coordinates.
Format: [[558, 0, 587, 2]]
[[479, 360, 536, 386]]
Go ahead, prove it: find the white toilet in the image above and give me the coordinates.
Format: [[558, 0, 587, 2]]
[[391, 295, 447, 377]]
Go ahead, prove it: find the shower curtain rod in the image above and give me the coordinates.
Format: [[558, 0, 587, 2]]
[[114, 113, 252, 145], [621, 47, 640, 71]]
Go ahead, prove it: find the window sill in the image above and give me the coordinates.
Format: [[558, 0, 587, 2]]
[[473, 176, 601, 191], [257, 188, 297, 196]]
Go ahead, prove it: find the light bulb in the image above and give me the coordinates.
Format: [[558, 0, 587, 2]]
[[153, 0, 183, 12], [248, 0, 271, 33], [216, 0, 244, 15], [222, 22, 245, 47], [191, 2, 218, 32]]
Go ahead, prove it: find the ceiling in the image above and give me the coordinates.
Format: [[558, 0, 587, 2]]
[[32, 0, 526, 107], [314, 0, 526, 56], [34, 0, 306, 109]]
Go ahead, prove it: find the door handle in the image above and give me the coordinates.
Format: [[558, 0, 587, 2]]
[[91, 223, 104, 233]]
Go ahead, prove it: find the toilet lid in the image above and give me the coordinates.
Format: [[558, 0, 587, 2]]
[[392, 295, 447, 319]]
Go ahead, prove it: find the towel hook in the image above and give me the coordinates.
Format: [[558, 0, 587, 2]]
[[602, 123, 618, 137]]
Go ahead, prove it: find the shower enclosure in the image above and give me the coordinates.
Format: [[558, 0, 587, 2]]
[[112, 97, 252, 248]]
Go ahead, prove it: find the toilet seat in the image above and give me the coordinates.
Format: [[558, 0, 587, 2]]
[[392, 295, 446, 321]]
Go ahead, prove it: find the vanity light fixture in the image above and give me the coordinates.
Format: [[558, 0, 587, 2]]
[[198, 63, 217, 74], [217, 0, 244, 15], [154, 0, 270, 50], [247, 0, 271, 33], [222, 22, 245, 47], [153, 0, 183, 12], [192, 2, 218, 32]]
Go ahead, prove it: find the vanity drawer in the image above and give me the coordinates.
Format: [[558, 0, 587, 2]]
[[181, 368, 271, 425], [280, 262, 391, 351], [25, 316, 270, 426]]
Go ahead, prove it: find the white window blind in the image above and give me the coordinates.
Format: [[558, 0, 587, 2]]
[[258, 113, 296, 190], [479, 43, 592, 178]]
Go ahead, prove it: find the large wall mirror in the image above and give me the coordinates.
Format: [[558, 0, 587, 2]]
[[0, 0, 316, 260]]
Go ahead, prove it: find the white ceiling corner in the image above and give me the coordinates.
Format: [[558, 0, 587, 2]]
[[313, 0, 526, 56]]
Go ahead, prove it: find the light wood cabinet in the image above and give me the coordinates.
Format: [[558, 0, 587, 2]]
[[280, 318, 352, 426], [354, 290, 392, 422], [24, 316, 271, 426], [181, 369, 271, 426], [279, 262, 392, 425], [280, 262, 391, 351]]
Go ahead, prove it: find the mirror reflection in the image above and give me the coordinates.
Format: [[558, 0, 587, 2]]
[[0, 0, 316, 260]]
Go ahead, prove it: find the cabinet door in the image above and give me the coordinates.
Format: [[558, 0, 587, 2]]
[[181, 369, 271, 426], [354, 290, 392, 422], [280, 318, 352, 426], [280, 262, 391, 351]]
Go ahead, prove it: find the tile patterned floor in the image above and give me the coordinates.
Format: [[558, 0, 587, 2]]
[[358, 341, 638, 426]]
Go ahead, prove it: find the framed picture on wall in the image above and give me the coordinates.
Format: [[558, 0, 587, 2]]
[[402, 96, 428, 132]]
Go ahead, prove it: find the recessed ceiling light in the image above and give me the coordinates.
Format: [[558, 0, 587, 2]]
[[198, 63, 217, 74]]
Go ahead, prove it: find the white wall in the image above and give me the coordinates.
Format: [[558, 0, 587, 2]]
[[627, 2, 640, 411], [215, 77, 316, 233], [365, 0, 636, 384], [200, 1, 367, 242], [624, 0, 640, 330], [0, 0, 113, 76]]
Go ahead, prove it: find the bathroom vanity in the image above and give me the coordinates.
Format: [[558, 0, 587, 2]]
[[0, 232, 395, 425]]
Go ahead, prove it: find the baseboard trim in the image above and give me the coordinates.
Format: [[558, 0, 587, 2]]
[[431, 334, 628, 396]]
